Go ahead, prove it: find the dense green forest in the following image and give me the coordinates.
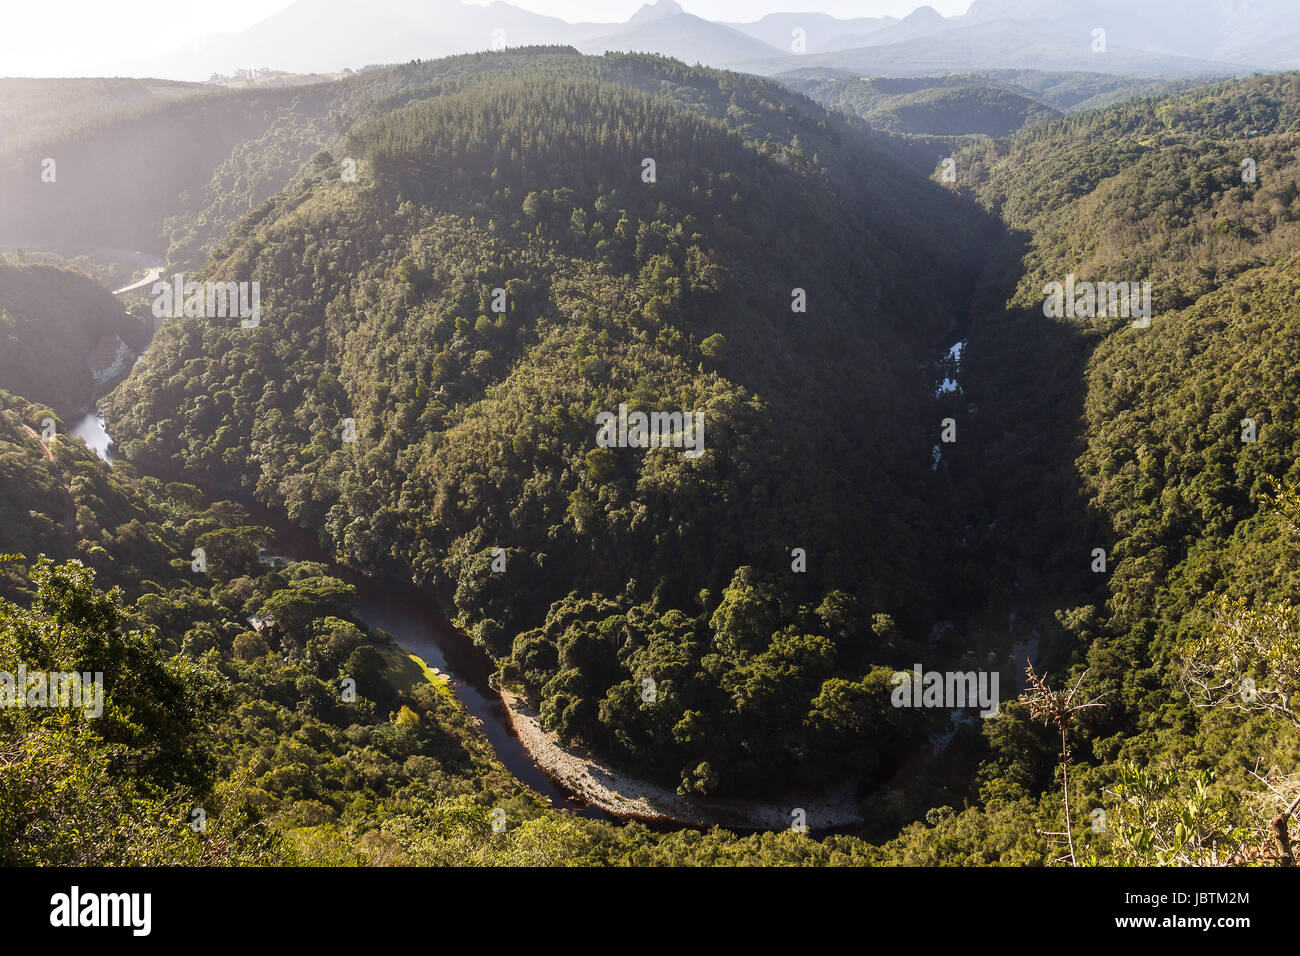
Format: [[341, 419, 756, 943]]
[[2, 50, 1300, 867], [0, 388, 900, 864], [104, 51, 995, 801], [914, 70, 1300, 862]]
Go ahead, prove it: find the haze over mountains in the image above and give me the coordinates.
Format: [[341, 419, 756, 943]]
[[90, 0, 1300, 82]]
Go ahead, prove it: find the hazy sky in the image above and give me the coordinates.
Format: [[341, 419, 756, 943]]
[[500, 0, 973, 19], [1, 0, 974, 77]]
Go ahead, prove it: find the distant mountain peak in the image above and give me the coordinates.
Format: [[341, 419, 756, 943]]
[[903, 5, 946, 22], [630, 0, 685, 26]]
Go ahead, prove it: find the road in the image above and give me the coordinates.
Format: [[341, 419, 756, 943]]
[[113, 266, 164, 295], [0, 240, 164, 295]]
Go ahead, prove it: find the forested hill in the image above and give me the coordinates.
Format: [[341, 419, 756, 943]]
[[782, 71, 1208, 173], [790, 76, 1059, 137], [954, 72, 1300, 317], [784, 77, 1060, 171], [104, 51, 997, 799]]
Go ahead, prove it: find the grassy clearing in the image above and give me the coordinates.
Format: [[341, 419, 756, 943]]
[[377, 643, 455, 701]]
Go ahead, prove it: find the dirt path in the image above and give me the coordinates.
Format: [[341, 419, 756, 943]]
[[22, 424, 54, 463], [22, 424, 75, 532], [499, 688, 866, 831]]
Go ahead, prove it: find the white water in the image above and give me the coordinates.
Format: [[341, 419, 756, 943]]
[[64, 249, 166, 465], [935, 339, 965, 397], [932, 338, 966, 469], [71, 410, 114, 463]]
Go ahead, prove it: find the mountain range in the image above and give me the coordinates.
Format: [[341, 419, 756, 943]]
[[89, 0, 1300, 82]]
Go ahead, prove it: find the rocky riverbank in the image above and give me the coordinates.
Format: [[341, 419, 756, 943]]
[[498, 688, 866, 832]]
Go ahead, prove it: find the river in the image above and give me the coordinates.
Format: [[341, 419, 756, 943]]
[[75, 257, 606, 813], [71, 409, 603, 817]]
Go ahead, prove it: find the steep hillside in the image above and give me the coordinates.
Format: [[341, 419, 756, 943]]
[[958, 73, 1300, 317], [896, 71, 1300, 861], [0, 261, 150, 418], [0, 83, 337, 255], [0, 78, 213, 155], [0, 387, 237, 596]]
